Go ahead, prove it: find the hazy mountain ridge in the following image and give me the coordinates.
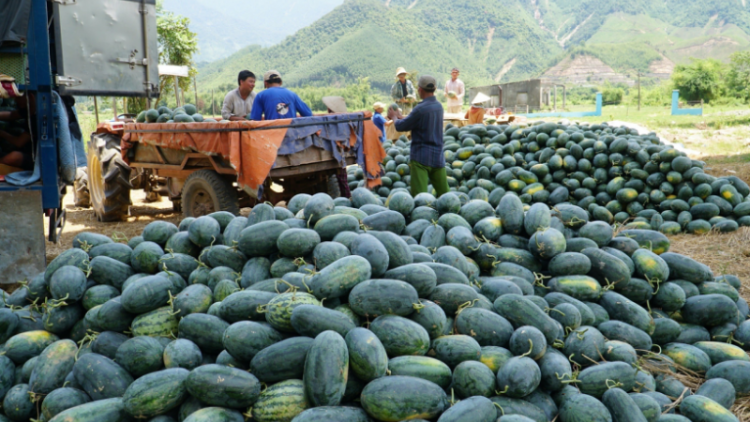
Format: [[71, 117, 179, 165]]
[[194, 0, 750, 92]]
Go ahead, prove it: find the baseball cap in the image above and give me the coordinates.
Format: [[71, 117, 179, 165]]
[[418, 75, 437, 91], [373, 102, 386, 110], [263, 70, 282, 82]]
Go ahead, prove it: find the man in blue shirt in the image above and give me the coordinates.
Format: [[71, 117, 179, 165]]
[[394, 75, 449, 197], [250, 70, 313, 120]]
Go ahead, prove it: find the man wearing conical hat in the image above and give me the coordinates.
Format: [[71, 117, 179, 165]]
[[465, 92, 490, 125], [390, 67, 416, 115]]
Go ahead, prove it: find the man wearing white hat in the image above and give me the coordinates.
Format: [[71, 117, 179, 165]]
[[394, 75, 449, 197], [444, 68, 465, 114], [390, 67, 416, 115], [465, 92, 490, 125]]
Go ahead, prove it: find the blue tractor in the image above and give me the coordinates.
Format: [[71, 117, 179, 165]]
[[0, 0, 159, 283]]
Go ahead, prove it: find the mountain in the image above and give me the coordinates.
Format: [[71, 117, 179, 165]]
[[196, 0, 750, 93], [162, 0, 344, 63]]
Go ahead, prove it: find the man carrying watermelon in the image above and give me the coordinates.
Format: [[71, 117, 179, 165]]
[[221, 70, 256, 121], [394, 75, 449, 197], [391, 68, 417, 115], [444, 68, 465, 114]]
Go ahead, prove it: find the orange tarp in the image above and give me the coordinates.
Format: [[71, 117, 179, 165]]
[[118, 113, 383, 197]]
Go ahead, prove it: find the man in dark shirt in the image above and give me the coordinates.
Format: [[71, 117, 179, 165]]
[[394, 75, 449, 197]]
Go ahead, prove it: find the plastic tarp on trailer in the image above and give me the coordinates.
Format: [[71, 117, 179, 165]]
[[120, 112, 386, 198], [0, 0, 30, 46]]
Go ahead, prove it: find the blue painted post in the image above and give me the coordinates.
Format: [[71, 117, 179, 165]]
[[671, 90, 680, 115], [522, 92, 602, 119]]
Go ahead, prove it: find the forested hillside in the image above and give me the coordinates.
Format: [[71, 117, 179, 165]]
[[195, 0, 750, 93]]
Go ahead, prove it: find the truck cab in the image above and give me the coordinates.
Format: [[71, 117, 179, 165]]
[[0, 0, 159, 284]]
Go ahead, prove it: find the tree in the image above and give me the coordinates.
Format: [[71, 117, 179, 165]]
[[156, 1, 199, 100], [127, 1, 198, 114], [727, 51, 750, 102], [671, 58, 726, 103]]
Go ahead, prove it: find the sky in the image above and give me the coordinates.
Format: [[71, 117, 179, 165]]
[[162, 0, 345, 62]]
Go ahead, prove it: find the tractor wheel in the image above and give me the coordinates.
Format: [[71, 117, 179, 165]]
[[88, 133, 132, 221], [74, 167, 91, 208], [181, 169, 239, 218]]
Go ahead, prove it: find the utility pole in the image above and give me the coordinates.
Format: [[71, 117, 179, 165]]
[[211, 89, 216, 118], [638, 72, 642, 111], [94, 97, 100, 125], [174, 77, 181, 108], [193, 76, 198, 107]]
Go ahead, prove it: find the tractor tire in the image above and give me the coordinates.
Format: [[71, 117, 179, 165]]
[[181, 169, 239, 218], [74, 167, 91, 208], [88, 133, 132, 222]]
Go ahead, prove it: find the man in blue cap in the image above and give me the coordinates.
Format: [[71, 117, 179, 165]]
[[394, 75, 449, 197]]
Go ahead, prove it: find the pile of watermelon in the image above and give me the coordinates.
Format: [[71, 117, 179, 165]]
[[1, 187, 749, 422], [350, 121, 750, 235], [135, 104, 220, 124]]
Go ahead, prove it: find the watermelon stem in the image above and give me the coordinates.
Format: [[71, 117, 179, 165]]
[[45, 294, 70, 309], [581, 354, 600, 366], [494, 386, 509, 396], [78, 240, 94, 253], [552, 339, 566, 349], [520, 339, 534, 358], [412, 302, 425, 313], [111, 231, 128, 243], [75, 331, 100, 360], [533, 272, 551, 288], [256, 304, 269, 314], [492, 402, 505, 415]]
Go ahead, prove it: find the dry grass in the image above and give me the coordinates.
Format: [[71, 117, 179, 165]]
[[44, 190, 182, 262]]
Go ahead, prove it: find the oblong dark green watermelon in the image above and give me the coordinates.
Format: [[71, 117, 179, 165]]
[[249, 336, 313, 383], [369, 315, 430, 357], [186, 364, 261, 408], [291, 305, 356, 338], [303, 331, 349, 407], [41, 387, 91, 421], [130, 241, 165, 274], [48, 397, 131, 422], [454, 307, 513, 347], [29, 339, 77, 394], [578, 361, 636, 398], [115, 336, 165, 377], [73, 353, 134, 400], [123, 368, 189, 418], [349, 279, 419, 318], [345, 328, 388, 382], [309, 255, 372, 300], [222, 321, 285, 362], [290, 406, 370, 422], [360, 376, 448, 422], [238, 220, 288, 257], [178, 313, 229, 355], [679, 394, 738, 422], [181, 407, 245, 422]]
